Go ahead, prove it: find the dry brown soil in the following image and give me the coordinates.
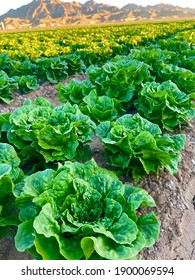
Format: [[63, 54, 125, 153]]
[[0, 75, 194, 260]]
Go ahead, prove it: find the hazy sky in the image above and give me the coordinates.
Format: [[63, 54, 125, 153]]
[[0, 0, 195, 16]]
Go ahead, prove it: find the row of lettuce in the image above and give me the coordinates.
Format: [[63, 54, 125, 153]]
[[0, 38, 194, 104], [0, 21, 194, 60], [0, 20, 195, 104], [0, 21, 195, 260], [0, 53, 86, 103]]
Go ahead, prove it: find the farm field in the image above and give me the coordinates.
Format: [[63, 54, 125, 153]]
[[0, 20, 195, 260]]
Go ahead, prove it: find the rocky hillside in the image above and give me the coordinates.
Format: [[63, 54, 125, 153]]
[[0, 0, 195, 29]]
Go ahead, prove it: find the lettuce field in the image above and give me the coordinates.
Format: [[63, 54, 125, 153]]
[[0, 20, 195, 260]]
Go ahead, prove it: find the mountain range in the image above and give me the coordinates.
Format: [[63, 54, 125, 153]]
[[0, 0, 194, 30]]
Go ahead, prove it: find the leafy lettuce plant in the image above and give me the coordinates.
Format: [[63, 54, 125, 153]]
[[80, 89, 118, 123], [35, 57, 68, 84], [0, 53, 10, 71], [129, 47, 178, 74], [57, 79, 93, 105], [6, 59, 37, 77], [0, 70, 18, 103], [14, 159, 160, 260], [86, 58, 152, 109], [0, 143, 23, 237], [157, 63, 195, 94], [0, 97, 96, 173], [96, 113, 186, 183], [57, 82, 122, 124], [179, 49, 195, 72], [134, 80, 195, 131], [13, 75, 39, 94], [59, 54, 86, 76], [57, 58, 152, 118]]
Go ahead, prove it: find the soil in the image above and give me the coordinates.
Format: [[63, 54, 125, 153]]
[[0, 75, 194, 260]]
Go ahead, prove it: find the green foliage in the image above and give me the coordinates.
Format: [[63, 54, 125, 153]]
[[0, 21, 194, 60], [129, 47, 179, 74], [81, 89, 118, 123], [57, 80, 120, 123], [96, 113, 186, 183], [14, 159, 160, 260], [157, 64, 195, 93], [60, 54, 86, 76], [0, 20, 194, 105], [57, 79, 93, 104], [129, 45, 195, 94], [0, 70, 18, 103], [86, 58, 152, 108], [33, 54, 86, 84], [35, 57, 68, 84], [0, 53, 10, 71], [0, 97, 96, 173], [0, 20, 194, 259], [14, 75, 39, 94], [57, 57, 153, 123], [6, 59, 36, 77], [134, 80, 195, 131], [0, 143, 23, 237]]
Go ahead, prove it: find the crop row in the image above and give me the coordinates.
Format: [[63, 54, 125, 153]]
[[0, 20, 194, 60], [0, 53, 86, 103], [0, 26, 195, 104]]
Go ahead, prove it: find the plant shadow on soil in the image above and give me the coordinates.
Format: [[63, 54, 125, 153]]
[[0, 76, 194, 260]]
